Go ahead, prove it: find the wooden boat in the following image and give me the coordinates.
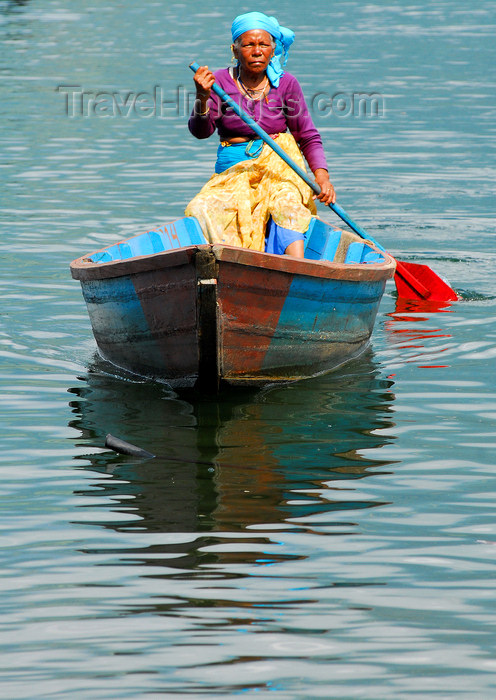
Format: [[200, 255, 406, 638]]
[[70, 216, 395, 390]]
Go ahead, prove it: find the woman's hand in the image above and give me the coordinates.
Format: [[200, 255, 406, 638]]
[[193, 65, 215, 100], [313, 169, 336, 205]]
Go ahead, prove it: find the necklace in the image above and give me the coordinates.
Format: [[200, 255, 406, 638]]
[[236, 70, 269, 102]]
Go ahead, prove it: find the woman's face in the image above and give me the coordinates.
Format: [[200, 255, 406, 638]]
[[233, 30, 274, 76]]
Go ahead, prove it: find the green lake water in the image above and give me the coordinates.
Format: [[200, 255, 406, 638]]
[[1, 0, 495, 697]]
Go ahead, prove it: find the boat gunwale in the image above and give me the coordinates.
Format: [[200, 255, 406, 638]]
[[70, 242, 396, 284], [211, 243, 396, 283]]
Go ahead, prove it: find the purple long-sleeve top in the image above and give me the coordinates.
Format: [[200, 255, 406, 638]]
[[188, 68, 328, 174]]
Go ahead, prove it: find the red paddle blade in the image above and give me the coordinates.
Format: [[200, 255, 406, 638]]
[[394, 260, 459, 302]]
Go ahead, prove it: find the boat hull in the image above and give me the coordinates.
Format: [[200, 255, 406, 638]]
[[214, 246, 387, 385], [71, 234, 394, 389]]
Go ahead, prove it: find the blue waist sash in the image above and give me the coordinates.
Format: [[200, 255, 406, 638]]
[[215, 139, 264, 174]]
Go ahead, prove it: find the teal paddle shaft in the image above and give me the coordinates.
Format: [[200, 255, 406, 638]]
[[189, 61, 385, 252]]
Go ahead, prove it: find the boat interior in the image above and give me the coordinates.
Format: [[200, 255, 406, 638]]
[[87, 216, 387, 266]]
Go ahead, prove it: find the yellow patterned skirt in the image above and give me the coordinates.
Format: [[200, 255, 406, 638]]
[[185, 132, 317, 252]]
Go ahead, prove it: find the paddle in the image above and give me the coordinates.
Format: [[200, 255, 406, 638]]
[[189, 62, 458, 302]]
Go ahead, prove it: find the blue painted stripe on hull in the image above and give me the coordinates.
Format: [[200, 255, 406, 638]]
[[262, 275, 385, 372], [81, 276, 166, 371]]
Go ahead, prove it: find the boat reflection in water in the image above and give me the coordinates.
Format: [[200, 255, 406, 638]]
[[68, 351, 397, 570]]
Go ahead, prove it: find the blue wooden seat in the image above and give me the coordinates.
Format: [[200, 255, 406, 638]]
[[90, 217, 207, 262], [119, 236, 155, 258], [344, 241, 365, 264], [304, 218, 342, 262], [344, 241, 385, 264], [362, 249, 385, 263]]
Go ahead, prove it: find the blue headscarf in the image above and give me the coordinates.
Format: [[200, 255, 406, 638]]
[[231, 12, 295, 88]]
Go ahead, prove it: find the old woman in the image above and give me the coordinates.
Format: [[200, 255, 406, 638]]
[[186, 11, 335, 258]]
